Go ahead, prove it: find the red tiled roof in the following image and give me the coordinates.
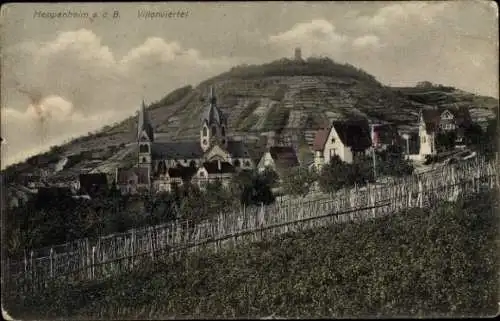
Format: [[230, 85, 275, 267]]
[[313, 128, 329, 151]]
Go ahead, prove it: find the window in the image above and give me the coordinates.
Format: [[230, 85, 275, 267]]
[[142, 157, 147, 163], [221, 127, 226, 136], [221, 139, 226, 145], [202, 139, 208, 146], [234, 159, 241, 167], [199, 171, 205, 177], [139, 144, 149, 153], [244, 160, 251, 167], [203, 127, 208, 136], [211, 126, 217, 136], [331, 137, 335, 143], [329, 148, 336, 158]]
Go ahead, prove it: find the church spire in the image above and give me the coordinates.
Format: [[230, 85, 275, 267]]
[[201, 85, 223, 126], [209, 86, 216, 105], [137, 99, 154, 142]]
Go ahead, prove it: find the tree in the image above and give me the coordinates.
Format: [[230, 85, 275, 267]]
[[436, 131, 457, 151], [204, 180, 234, 217], [416, 81, 434, 88], [261, 168, 279, 187], [281, 166, 318, 197], [376, 149, 414, 178], [231, 169, 275, 206], [318, 156, 351, 193]]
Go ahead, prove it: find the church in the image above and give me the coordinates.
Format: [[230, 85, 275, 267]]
[[117, 87, 254, 194]]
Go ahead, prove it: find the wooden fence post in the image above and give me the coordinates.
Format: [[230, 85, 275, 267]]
[[91, 246, 96, 280], [149, 227, 155, 260], [30, 251, 34, 293], [49, 248, 54, 279]]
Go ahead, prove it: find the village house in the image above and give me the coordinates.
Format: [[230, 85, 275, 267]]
[[418, 106, 472, 158], [115, 167, 150, 195], [153, 165, 198, 192], [257, 146, 300, 179], [196, 160, 236, 189], [312, 119, 372, 169]]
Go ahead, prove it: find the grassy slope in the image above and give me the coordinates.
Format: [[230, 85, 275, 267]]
[[6, 190, 498, 319]]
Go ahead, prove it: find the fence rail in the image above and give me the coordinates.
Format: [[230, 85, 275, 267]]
[[5, 157, 498, 293]]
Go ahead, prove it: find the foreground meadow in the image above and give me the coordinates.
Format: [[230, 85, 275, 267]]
[[5, 190, 498, 319]]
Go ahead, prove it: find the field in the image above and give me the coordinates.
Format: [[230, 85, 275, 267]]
[[5, 189, 498, 319]]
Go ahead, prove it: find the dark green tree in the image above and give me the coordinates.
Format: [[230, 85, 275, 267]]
[[436, 131, 457, 151], [318, 156, 351, 193], [281, 166, 318, 196]]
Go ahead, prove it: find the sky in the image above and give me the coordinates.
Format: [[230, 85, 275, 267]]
[[1, 1, 498, 168]]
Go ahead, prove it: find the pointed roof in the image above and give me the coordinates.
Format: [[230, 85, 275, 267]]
[[137, 100, 154, 142], [201, 86, 225, 126], [313, 128, 330, 151]]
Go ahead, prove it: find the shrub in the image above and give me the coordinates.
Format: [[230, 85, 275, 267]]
[[281, 166, 318, 196]]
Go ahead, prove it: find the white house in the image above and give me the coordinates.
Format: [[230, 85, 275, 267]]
[[312, 120, 372, 169], [418, 108, 440, 158]]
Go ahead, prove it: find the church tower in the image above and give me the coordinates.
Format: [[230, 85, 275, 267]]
[[137, 100, 154, 171], [200, 86, 228, 152]]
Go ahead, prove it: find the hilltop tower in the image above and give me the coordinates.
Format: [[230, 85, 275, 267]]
[[294, 47, 302, 61], [137, 100, 154, 171], [200, 86, 228, 152]]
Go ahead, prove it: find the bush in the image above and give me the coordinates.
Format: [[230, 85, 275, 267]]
[[231, 169, 275, 206], [318, 156, 373, 193], [436, 131, 457, 151], [281, 166, 318, 196]]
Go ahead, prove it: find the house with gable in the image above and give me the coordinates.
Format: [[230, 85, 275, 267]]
[[418, 105, 472, 158], [438, 105, 472, 132], [195, 160, 236, 189], [313, 119, 372, 169]]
